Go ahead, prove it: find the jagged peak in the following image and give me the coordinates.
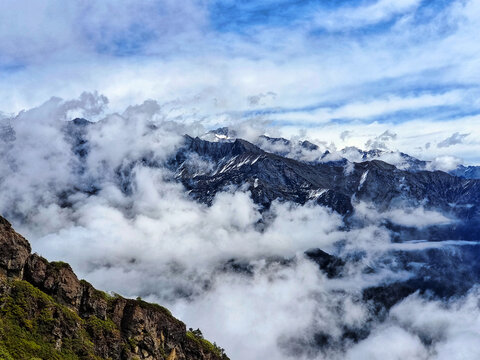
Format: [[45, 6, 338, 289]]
[[70, 118, 94, 126], [231, 138, 264, 155], [200, 127, 237, 142]]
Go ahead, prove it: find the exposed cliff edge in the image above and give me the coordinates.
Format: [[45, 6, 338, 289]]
[[0, 216, 229, 360]]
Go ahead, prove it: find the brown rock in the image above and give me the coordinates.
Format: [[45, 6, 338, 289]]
[[0, 215, 229, 360], [0, 216, 31, 278]]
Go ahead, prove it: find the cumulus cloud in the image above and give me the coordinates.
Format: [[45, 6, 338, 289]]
[[1, 0, 480, 171], [354, 202, 452, 229], [389, 289, 480, 359], [345, 325, 429, 360], [426, 156, 463, 172], [342, 287, 480, 360], [340, 130, 352, 141], [365, 130, 397, 150], [247, 92, 277, 106], [62, 91, 109, 119], [384, 207, 451, 228], [437, 132, 470, 148], [0, 94, 477, 360]]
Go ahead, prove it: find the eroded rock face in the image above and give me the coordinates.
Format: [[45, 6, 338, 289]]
[[24, 255, 83, 309], [169, 136, 480, 222], [0, 215, 228, 360], [0, 216, 31, 278]]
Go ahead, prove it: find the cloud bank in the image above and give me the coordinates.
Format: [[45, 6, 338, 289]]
[[0, 94, 479, 359], [1, 0, 480, 164]]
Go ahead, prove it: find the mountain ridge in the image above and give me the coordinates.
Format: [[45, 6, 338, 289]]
[[0, 216, 229, 360], [173, 135, 480, 229], [59, 120, 480, 239]]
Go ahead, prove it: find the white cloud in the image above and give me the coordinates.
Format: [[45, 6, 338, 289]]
[[353, 202, 452, 231], [272, 90, 471, 125], [0, 94, 479, 360], [345, 288, 480, 360], [314, 0, 422, 31], [390, 290, 480, 360], [384, 207, 452, 228], [345, 326, 429, 360], [437, 132, 470, 148], [426, 156, 463, 172], [1, 0, 480, 357], [0, 0, 208, 65]]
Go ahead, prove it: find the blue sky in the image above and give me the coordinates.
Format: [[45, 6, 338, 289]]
[[0, 0, 479, 164]]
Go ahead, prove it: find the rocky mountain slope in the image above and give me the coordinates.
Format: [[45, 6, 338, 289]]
[[169, 135, 480, 239], [60, 120, 480, 222], [174, 136, 480, 212], [59, 119, 480, 240], [0, 216, 228, 360]]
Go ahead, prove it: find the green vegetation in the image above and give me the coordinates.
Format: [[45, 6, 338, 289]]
[[135, 296, 173, 317], [0, 279, 102, 360], [85, 316, 118, 339], [187, 328, 230, 360], [0, 277, 227, 360], [49, 261, 71, 271], [127, 337, 138, 351], [0, 344, 14, 360], [80, 280, 112, 302]]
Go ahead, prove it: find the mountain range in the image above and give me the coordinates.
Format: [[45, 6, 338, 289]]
[[2, 118, 480, 358]]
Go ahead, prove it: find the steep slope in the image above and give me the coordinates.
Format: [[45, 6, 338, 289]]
[[450, 164, 480, 179], [60, 120, 480, 223], [172, 137, 480, 222], [56, 120, 480, 240], [0, 216, 228, 360]]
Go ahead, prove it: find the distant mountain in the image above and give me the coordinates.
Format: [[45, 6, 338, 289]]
[[60, 121, 480, 238], [170, 135, 480, 237], [450, 164, 480, 179], [4, 119, 480, 358], [205, 128, 480, 179]]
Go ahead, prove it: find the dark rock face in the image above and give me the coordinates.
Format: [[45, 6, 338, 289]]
[[0, 216, 228, 360], [171, 136, 353, 213], [171, 136, 480, 232], [304, 249, 344, 278], [62, 118, 93, 160], [58, 121, 480, 231], [360, 243, 480, 322], [0, 217, 31, 278], [450, 164, 480, 179]]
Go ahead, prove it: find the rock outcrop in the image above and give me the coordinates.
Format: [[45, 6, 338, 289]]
[[0, 216, 228, 360]]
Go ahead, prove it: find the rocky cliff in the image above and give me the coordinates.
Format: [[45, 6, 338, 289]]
[[0, 216, 229, 360]]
